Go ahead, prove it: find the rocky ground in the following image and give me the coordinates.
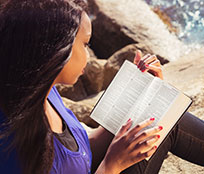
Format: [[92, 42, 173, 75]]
[[57, 0, 204, 173], [159, 48, 204, 174]]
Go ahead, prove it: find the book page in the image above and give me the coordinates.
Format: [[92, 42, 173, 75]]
[[124, 77, 191, 160], [146, 92, 192, 160], [90, 60, 191, 160], [90, 60, 154, 134], [90, 60, 191, 141], [128, 78, 180, 129]]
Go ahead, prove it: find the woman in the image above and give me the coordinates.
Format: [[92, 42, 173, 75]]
[[0, 0, 162, 174], [0, 0, 203, 174]]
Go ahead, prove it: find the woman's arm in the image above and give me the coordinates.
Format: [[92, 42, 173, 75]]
[[94, 118, 162, 174], [89, 126, 114, 173], [89, 119, 161, 174], [89, 50, 163, 173]]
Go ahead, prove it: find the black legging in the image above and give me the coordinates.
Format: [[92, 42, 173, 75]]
[[122, 112, 204, 174]]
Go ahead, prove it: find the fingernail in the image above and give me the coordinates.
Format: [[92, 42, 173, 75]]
[[141, 69, 146, 72], [157, 135, 160, 138], [145, 64, 149, 67], [127, 118, 131, 122], [150, 117, 155, 121], [154, 146, 157, 149], [158, 126, 163, 130]]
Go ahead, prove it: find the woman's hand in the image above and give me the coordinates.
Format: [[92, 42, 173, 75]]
[[96, 118, 162, 174], [134, 50, 163, 80]]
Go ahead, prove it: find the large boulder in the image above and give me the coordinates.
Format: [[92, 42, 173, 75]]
[[61, 91, 104, 128], [56, 48, 106, 100], [55, 79, 87, 101], [163, 47, 204, 99], [88, 0, 186, 63], [103, 44, 139, 89], [80, 122, 97, 135], [81, 55, 107, 95], [62, 97, 98, 128], [163, 47, 204, 122], [159, 47, 204, 174]]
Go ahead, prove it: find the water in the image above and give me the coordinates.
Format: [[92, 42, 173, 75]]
[[144, 0, 204, 48]]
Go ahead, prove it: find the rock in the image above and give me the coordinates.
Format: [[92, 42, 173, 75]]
[[87, 47, 97, 59], [80, 90, 104, 106], [159, 47, 204, 174], [80, 122, 97, 135], [61, 91, 104, 128], [189, 90, 204, 120], [103, 44, 139, 89], [81, 56, 107, 95], [163, 47, 204, 98], [62, 97, 98, 128], [55, 79, 87, 101], [55, 48, 105, 100], [152, 7, 178, 34], [159, 152, 204, 174], [88, 0, 186, 62]]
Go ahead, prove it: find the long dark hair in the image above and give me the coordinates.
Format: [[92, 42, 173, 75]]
[[0, 0, 86, 173]]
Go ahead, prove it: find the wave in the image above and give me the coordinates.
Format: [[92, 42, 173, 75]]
[[144, 0, 204, 48]]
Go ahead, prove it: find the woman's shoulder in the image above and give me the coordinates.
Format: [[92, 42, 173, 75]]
[[48, 85, 68, 110], [48, 86, 79, 122], [49, 85, 63, 101]]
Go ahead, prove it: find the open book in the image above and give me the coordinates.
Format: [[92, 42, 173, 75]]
[[90, 60, 192, 159]]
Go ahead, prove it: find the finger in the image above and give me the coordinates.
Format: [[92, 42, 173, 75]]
[[147, 64, 163, 78], [138, 54, 151, 69], [146, 135, 160, 145], [141, 54, 151, 61], [143, 55, 158, 65], [127, 118, 155, 138], [140, 63, 148, 72], [140, 56, 159, 72], [148, 59, 161, 66], [132, 126, 163, 145], [135, 136, 159, 155], [135, 145, 157, 159], [134, 50, 142, 65], [139, 62, 146, 72], [116, 119, 132, 138], [140, 59, 161, 73], [138, 54, 156, 71]]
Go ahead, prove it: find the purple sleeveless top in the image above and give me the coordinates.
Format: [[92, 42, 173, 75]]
[[48, 86, 92, 174], [0, 86, 92, 174]]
